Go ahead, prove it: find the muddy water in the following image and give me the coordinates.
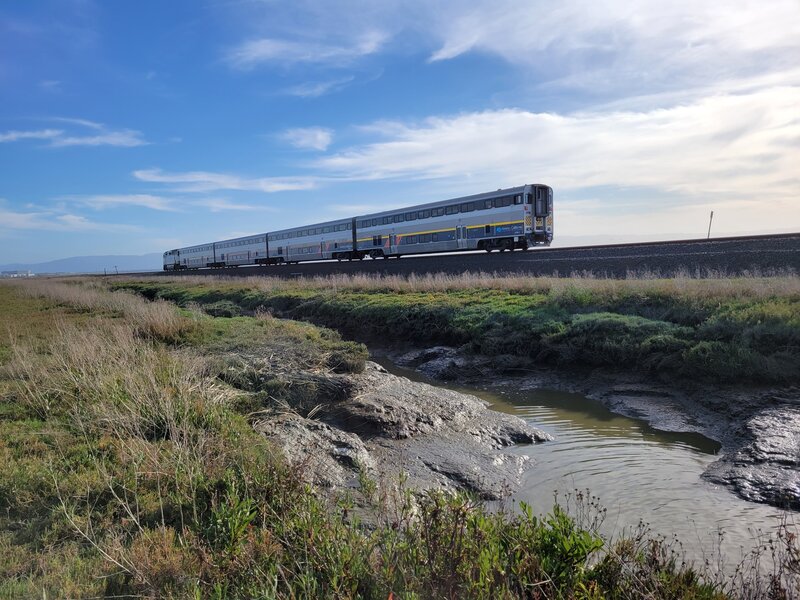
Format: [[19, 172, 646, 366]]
[[376, 358, 794, 566]]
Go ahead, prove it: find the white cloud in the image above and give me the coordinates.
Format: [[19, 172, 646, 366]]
[[0, 118, 147, 147], [280, 127, 333, 151], [0, 208, 137, 232], [284, 77, 354, 97], [49, 117, 104, 130], [50, 129, 146, 148], [194, 198, 279, 212], [315, 85, 800, 218], [226, 31, 385, 69], [224, 1, 800, 103], [0, 129, 62, 142], [74, 194, 176, 211], [424, 1, 800, 96], [133, 168, 317, 193]]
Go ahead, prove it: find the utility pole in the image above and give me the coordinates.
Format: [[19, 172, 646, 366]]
[[707, 211, 714, 239], [114, 265, 119, 275]]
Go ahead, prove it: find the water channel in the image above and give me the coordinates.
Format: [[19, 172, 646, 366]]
[[376, 357, 795, 567]]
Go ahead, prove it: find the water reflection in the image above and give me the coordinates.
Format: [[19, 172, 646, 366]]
[[374, 357, 793, 566]]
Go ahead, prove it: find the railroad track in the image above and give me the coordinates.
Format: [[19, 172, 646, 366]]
[[142, 232, 800, 279]]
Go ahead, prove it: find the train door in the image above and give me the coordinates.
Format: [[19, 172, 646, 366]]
[[456, 224, 468, 250]]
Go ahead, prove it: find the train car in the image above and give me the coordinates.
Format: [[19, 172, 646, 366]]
[[163, 235, 267, 270], [163, 242, 215, 270], [163, 183, 553, 270], [214, 234, 269, 267], [266, 217, 353, 264], [353, 184, 553, 259]]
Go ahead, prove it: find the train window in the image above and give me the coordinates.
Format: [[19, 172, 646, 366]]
[[432, 207, 444, 217], [323, 226, 330, 234], [482, 199, 493, 210], [406, 212, 417, 221], [419, 233, 431, 243], [500, 196, 513, 207], [514, 195, 523, 205], [382, 216, 390, 225], [445, 205, 458, 215], [407, 235, 417, 244], [432, 232, 439, 242], [423, 210, 431, 218], [460, 202, 475, 212]]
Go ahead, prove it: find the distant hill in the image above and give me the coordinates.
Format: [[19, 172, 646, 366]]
[[0, 253, 162, 275]]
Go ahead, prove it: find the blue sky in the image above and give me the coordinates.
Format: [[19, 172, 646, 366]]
[[1, 0, 799, 262]]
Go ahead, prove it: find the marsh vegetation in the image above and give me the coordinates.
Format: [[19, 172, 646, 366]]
[[1, 278, 798, 598]]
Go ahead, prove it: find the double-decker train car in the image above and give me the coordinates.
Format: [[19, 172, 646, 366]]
[[268, 217, 354, 264], [163, 183, 553, 270]]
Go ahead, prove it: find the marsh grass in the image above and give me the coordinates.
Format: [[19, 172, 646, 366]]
[[1, 279, 798, 598], [115, 271, 800, 384], [150, 270, 800, 300]]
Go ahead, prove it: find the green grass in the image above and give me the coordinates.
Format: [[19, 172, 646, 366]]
[[1, 279, 797, 598], [114, 275, 800, 384]]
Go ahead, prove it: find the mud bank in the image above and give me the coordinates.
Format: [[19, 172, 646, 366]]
[[244, 359, 550, 500], [391, 345, 800, 510]]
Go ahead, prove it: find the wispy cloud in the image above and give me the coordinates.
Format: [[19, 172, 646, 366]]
[[194, 198, 279, 212], [0, 129, 63, 143], [425, 1, 800, 96], [0, 118, 147, 147], [133, 168, 317, 193], [284, 77, 354, 97], [50, 129, 146, 148], [224, 1, 800, 105], [72, 194, 176, 211], [49, 117, 105, 130], [38, 80, 62, 93], [226, 31, 386, 69], [316, 86, 800, 205], [0, 207, 138, 232], [280, 127, 333, 151]]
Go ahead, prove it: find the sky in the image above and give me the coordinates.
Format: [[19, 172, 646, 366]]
[[1, 0, 799, 263]]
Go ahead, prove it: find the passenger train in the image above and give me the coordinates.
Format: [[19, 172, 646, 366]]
[[163, 184, 553, 270]]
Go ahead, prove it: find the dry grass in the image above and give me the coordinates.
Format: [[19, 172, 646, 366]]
[[8, 278, 193, 342], [147, 270, 800, 302]]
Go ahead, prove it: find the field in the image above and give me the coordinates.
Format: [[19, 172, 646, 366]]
[[1, 277, 798, 598]]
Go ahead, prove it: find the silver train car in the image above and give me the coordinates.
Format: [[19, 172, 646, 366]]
[[163, 184, 553, 270]]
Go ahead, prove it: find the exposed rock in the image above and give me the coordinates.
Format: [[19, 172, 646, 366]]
[[397, 346, 474, 380], [253, 413, 375, 489], [252, 361, 550, 499], [705, 404, 800, 510]]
